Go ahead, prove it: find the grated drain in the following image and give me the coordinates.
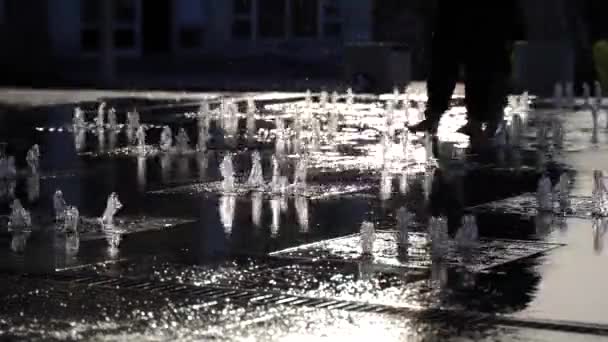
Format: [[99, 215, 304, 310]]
[[21, 272, 608, 337]]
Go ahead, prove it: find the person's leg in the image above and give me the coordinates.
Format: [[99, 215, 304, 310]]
[[409, 31, 461, 134], [463, 42, 511, 136]]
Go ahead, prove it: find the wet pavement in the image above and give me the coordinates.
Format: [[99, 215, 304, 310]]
[[0, 87, 607, 341]]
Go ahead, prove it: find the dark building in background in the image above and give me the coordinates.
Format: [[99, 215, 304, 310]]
[[0, 0, 607, 90]]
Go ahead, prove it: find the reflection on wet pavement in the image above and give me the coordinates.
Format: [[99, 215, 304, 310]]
[[1, 89, 608, 340]]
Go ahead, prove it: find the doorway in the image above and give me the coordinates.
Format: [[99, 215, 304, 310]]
[[142, 0, 172, 54]]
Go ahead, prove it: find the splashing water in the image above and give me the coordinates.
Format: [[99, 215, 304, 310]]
[[136, 126, 146, 151], [456, 215, 479, 249], [107, 107, 118, 129], [346, 87, 354, 108], [197, 116, 209, 151], [26, 144, 40, 174], [246, 98, 257, 135], [96, 102, 106, 127], [275, 117, 285, 138], [101, 192, 123, 226], [402, 88, 410, 116], [327, 110, 339, 138], [393, 86, 400, 102], [73, 107, 86, 128], [176, 128, 191, 153], [537, 174, 554, 212], [330, 91, 339, 108], [53, 189, 67, 222], [293, 155, 308, 190], [593, 170, 608, 216], [271, 155, 282, 194], [360, 221, 376, 256], [160, 126, 173, 152], [63, 206, 80, 235], [247, 151, 264, 188], [220, 154, 235, 194], [305, 89, 313, 108], [8, 199, 32, 232], [311, 118, 322, 151], [319, 91, 328, 108], [222, 100, 239, 137], [127, 109, 140, 130]]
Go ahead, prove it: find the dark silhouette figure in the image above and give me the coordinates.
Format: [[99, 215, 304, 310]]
[[410, 0, 524, 138]]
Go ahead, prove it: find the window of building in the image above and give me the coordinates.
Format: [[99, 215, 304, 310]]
[[80, 0, 140, 53], [292, 0, 318, 37], [322, 0, 342, 38], [258, 0, 285, 38], [232, 0, 252, 39], [232, 0, 342, 41]]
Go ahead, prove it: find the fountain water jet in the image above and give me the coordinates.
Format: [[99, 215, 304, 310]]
[[26, 144, 40, 174], [293, 155, 308, 190], [380, 169, 393, 201], [220, 154, 235, 194], [219, 195, 236, 235], [63, 206, 80, 235], [319, 91, 328, 109], [247, 151, 264, 189], [160, 126, 173, 152], [346, 87, 354, 108], [537, 174, 554, 212], [136, 126, 146, 152], [127, 109, 140, 130], [176, 128, 191, 153], [53, 190, 67, 222], [108, 108, 118, 129], [360, 221, 376, 256], [8, 199, 32, 232], [101, 192, 123, 226], [73, 107, 86, 129], [246, 98, 257, 136], [96, 102, 106, 127]]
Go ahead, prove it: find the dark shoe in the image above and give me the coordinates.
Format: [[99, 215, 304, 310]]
[[408, 119, 439, 134]]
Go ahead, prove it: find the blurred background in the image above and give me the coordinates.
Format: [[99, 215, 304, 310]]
[[2, 0, 608, 94]]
